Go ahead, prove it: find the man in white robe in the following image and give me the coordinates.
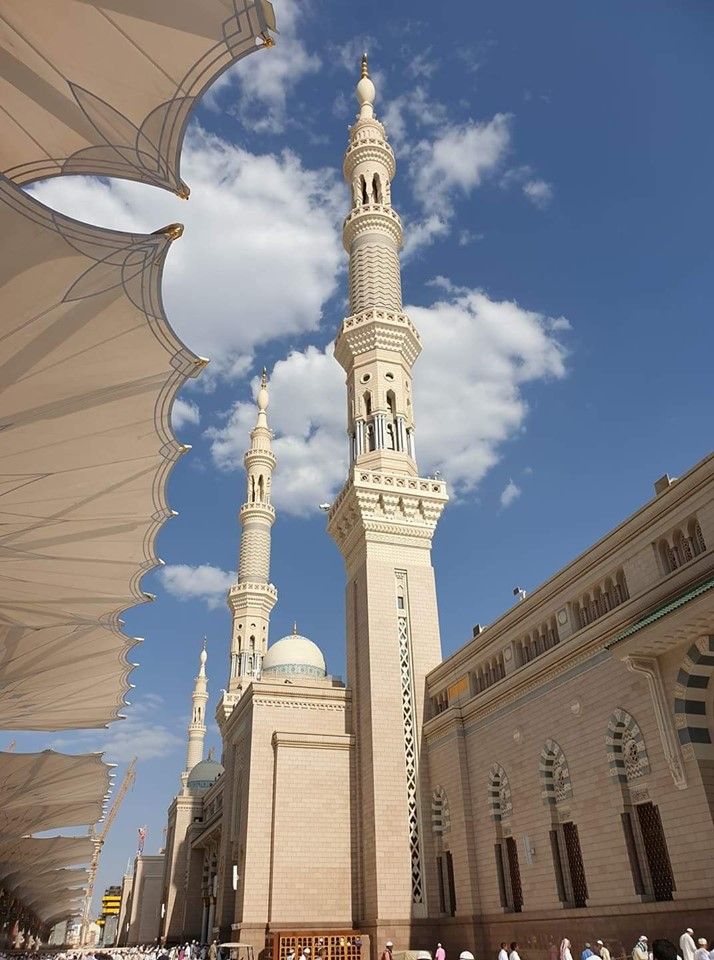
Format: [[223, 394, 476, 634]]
[[680, 932, 696, 960]]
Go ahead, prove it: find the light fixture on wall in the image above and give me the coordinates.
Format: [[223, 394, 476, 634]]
[[232, 864, 239, 891]]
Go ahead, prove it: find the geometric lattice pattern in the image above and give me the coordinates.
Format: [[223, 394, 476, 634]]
[[539, 740, 573, 806], [396, 573, 424, 906], [431, 786, 451, 835], [606, 708, 650, 782], [675, 634, 714, 757], [488, 763, 513, 822]]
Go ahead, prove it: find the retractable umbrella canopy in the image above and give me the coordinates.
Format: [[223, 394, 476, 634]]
[[0, 0, 275, 192], [0, 175, 203, 728], [0, 836, 94, 883], [0, 750, 111, 838]]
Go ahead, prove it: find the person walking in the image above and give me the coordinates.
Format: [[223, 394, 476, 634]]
[[560, 940, 574, 960], [436, 944, 446, 960], [680, 932, 696, 960], [582, 945, 594, 960], [499, 944, 509, 960], [695, 940, 709, 960], [510, 943, 522, 960], [208, 942, 218, 960], [380, 943, 394, 960], [597, 941, 610, 960], [633, 938, 649, 960]]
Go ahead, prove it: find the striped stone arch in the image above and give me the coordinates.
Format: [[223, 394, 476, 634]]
[[675, 635, 714, 758], [539, 739, 572, 805], [605, 709, 650, 782], [431, 785, 451, 835], [488, 763, 512, 822]]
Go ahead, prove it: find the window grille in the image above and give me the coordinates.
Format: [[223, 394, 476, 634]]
[[562, 821, 588, 907], [636, 802, 674, 901], [505, 836, 523, 912], [621, 811, 646, 896]]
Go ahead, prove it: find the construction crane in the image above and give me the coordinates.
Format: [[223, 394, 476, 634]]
[[80, 757, 137, 945]]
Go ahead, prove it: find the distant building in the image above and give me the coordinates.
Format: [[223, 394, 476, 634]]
[[154, 57, 714, 960]]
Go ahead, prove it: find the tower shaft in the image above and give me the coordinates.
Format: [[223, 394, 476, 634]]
[[328, 58, 447, 938], [224, 372, 277, 712], [182, 643, 208, 788]]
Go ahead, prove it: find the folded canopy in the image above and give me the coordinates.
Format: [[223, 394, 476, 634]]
[[0, 0, 275, 192], [0, 176, 203, 728], [0, 751, 111, 838]]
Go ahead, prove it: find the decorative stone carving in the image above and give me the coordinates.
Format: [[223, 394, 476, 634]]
[[625, 655, 687, 790]]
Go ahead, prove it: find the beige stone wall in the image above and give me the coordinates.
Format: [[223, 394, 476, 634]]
[[127, 855, 164, 945]]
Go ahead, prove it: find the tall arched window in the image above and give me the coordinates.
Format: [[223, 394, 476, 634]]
[[360, 174, 368, 205], [539, 740, 588, 908], [372, 172, 383, 203], [606, 710, 674, 901], [488, 764, 522, 913], [431, 787, 455, 917]]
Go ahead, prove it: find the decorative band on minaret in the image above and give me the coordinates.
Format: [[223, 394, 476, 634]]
[[182, 640, 208, 788], [225, 369, 278, 705]]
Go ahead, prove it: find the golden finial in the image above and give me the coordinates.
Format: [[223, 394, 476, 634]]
[[361, 53, 369, 79]]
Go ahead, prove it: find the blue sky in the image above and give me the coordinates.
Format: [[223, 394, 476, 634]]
[[10, 0, 714, 916]]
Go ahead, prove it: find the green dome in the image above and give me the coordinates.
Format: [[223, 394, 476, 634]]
[[187, 758, 223, 791]]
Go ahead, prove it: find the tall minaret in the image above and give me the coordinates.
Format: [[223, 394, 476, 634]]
[[222, 370, 277, 714], [181, 641, 208, 788], [327, 57, 448, 943]]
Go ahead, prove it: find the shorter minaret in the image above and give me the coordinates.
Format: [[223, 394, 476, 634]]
[[222, 369, 278, 715], [181, 641, 208, 788]]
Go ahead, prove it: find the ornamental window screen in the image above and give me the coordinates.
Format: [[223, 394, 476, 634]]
[[539, 740, 572, 806], [572, 569, 629, 630], [657, 517, 707, 575], [636, 802, 675, 902], [396, 571, 424, 909], [431, 786, 451, 835], [606, 709, 650, 784], [488, 764, 513, 822]]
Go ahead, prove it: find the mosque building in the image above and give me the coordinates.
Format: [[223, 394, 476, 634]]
[[156, 58, 714, 960]]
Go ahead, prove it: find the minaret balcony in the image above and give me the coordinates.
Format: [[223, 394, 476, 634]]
[[334, 308, 421, 369], [243, 448, 276, 470], [343, 203, 402, 249], [343, 139, 396, 181], [228, 580, 278, 610], [239, 501, 275, 522]]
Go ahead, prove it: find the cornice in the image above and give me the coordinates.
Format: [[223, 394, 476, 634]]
[[334, 311, 421, 369], [238, 502, 275, 523]]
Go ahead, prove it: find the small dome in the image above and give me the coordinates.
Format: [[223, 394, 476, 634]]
[[186, 758, 223, 791], [262, 631, 326, 679]]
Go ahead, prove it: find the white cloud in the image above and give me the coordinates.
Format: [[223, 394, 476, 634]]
[[159, 564, 234, 609], [172, 398, 200, 430], [50, 696, 183, 763], [204, 0, 319, 132], [500, 479, 521, 508], [401, 214, 449, 260], [209, 286, 568, 514], [523, 178, 553, 208], [412, 114, 511, 216], [30, 128, 343, 380]]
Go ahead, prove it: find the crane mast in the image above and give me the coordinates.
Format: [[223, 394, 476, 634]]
[[80, 757, 136, 946]]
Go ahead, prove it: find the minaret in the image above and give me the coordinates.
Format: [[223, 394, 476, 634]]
[[181, 641, 208, 788], [221, 369, 277, 717], [327, 57, 448, 942]]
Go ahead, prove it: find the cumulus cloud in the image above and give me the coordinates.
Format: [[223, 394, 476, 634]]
[[204, 0, 319, 132], [500, 479, 521, 508], [523, 178, 554, 208], [172, 398, 200, 430], [208, 285, 568, 514], [50, 696, 183, 763], [159, 564, 235, 609], [30, 128, 343, 380]]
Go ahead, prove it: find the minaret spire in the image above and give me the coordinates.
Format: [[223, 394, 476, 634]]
[[219, 369, 278, 721], [181, 640, 208, 787]]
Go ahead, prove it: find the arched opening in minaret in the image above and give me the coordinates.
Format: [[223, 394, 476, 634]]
[[258, 474, 265, 502], [363, 391, 372, 416], [372, 173, 383, 203], [360, 174, 368, 205], [386, 390, 397, 417], [250, 475, 256, 503], [386, 422, 395, 450], [367, 422, 376, 451]]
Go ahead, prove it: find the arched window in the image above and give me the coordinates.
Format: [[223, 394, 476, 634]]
[[366, 423, 375, 452], [386, 389, 396, 416], [250, 475, 256, 503], [372, 172, 383, 203], [386, 422, 395, 450], [360, 174, 368, 205], [488, 765, 522, 913], [258, 474, 265, 502], [363, 391, 372, 416], [690, 519, 706, 556], [431, 787, 455, 917], [539, 740, 587, 908]]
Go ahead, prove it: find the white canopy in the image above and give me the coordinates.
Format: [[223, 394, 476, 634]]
[[0, 175, 203, 728], [0, 836, 94, 883], [0, 750, 111, 838], [0, 0, 275, 192]]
